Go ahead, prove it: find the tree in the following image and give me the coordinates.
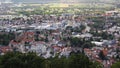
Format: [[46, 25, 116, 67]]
[[82, 42, 95, 49], [0, 52, 44, 68], [89, 61, 103, 68], [45, 36, 49, 42], [41, 60, 51, 68], [2, 57, 23, 68], [0, 32, 15, 46], [111, 62, 120, 68], [0, 52, 102, 68], [98, 50, 106, 60], [50, 56, 66, 68], [68, 53, 90, 68]]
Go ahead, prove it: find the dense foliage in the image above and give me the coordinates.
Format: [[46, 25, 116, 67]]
[[0, 32, 15, 46], [111, 62, 120, 68], [0, 52, 102, 68], [69, 37, 95, 48]]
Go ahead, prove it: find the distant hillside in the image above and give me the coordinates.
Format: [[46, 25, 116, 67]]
[[12, 0, 119, 3], [12, 0, 58, 3]]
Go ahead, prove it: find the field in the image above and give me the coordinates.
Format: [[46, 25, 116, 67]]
[[48, 3, 114, 8], [22, 3, 115, 8], [12, 3, 119, 16]]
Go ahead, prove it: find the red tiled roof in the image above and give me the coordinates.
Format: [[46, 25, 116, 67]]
[[24, 32, 34, 35], [0, 46, 11, 53], [10, 40, 20, 45], [103, 49, 108, 56]]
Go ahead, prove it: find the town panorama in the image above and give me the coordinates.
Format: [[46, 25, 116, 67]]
[[0, 0, 120, 68]]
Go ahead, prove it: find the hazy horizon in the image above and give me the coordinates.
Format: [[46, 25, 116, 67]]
[[0, 0, 119, 3]]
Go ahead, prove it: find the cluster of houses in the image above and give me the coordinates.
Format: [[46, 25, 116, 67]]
[[85, 40, 120, 68], [0, 10, 120, 68]]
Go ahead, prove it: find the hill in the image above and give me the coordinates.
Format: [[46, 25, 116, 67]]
[[12, 0, 119, 3]]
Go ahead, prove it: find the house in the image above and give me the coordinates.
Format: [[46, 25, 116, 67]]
[[72, 33, 92, 38], [30, 41, 47, 54], [0, 46, 11, 54], [91, 41, 103, 46], [57, 41, 66, 47]]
